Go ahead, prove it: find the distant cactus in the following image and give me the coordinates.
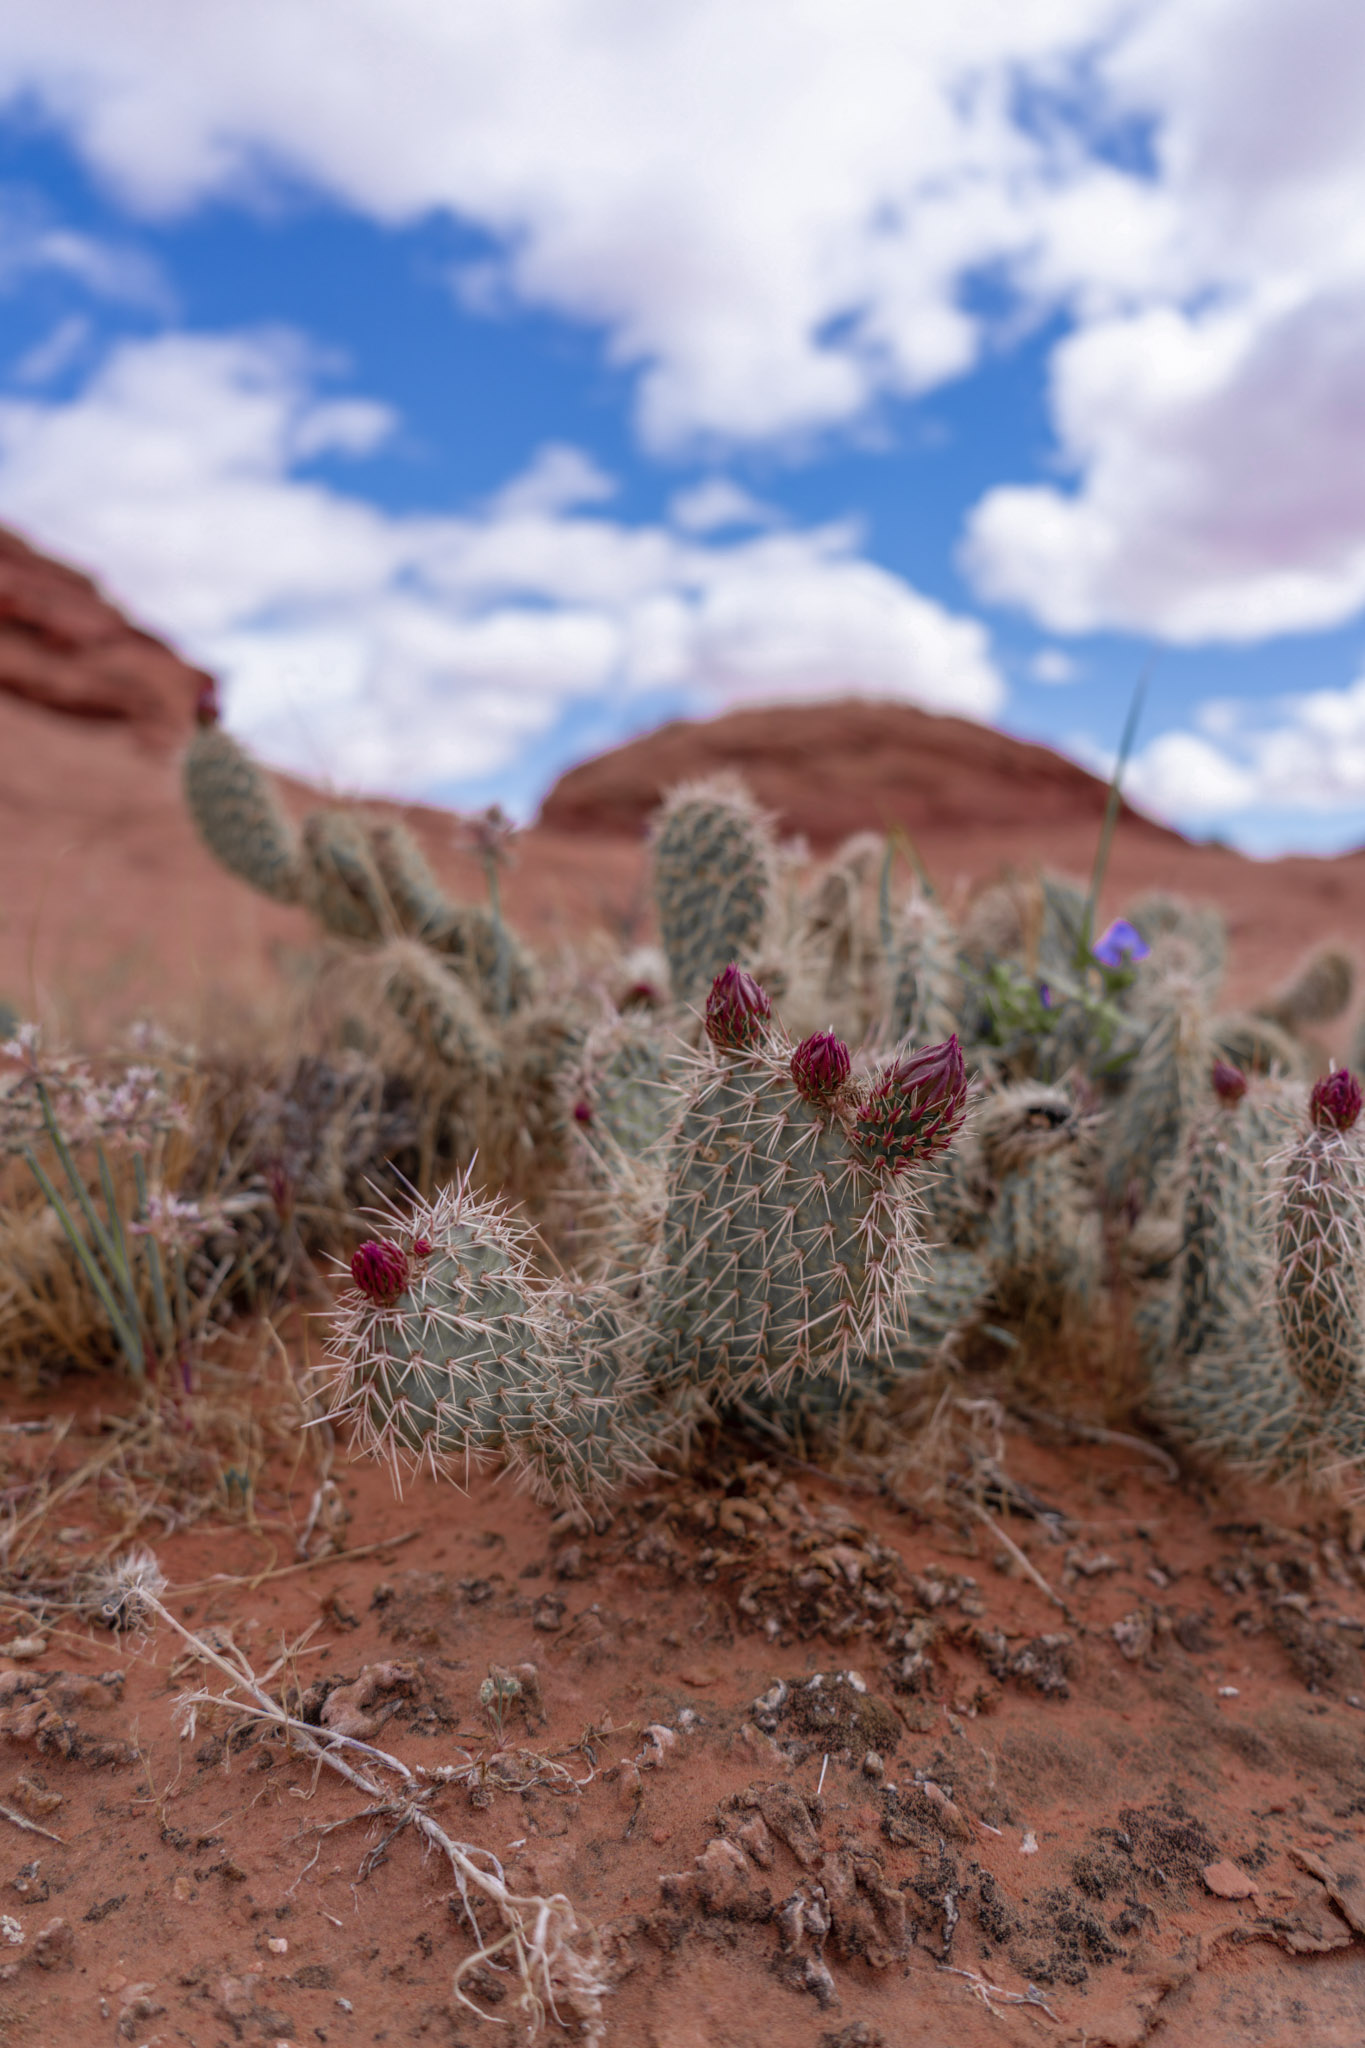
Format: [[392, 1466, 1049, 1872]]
[[375, 942, 500, 1162], [652, 778, 775, 1009], [183, 725, 303, 905], [1274, 1069, 1365, 1408], [301, 810, 390, 943], [1262, 946, 1355, 1035], [1211, 1010, 1304, 1079], [1105, 971, 1208, 1211], [976, 1083, 1100, 1318], [571, 1014, 679, 1163], [1126, 890, 1227, 996], [1174, 1070, 1290, 1363], [888, 893, 960, 1049], [324, 1178, 650, 1503], [368, 819, 456, 942]]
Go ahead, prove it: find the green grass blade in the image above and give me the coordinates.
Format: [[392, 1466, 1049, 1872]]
[[1080, 675, 1148, 967], [35, 1082, 127, 1291], [23, 1149, 145, 1376], [133, 1153, 174, 1358], [95, 1144, 143, 1333]]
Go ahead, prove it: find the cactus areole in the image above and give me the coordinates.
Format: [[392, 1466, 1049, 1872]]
[[790, 1030, 852, 1103], [856, 1034, 968, 1171], [704, 964, 772, 1051], [1311, 1067, 1363, 1132], [350, 1239, 410, 1305]]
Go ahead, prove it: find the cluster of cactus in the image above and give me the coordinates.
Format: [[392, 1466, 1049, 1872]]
[[322, 970, 973, 1501], [184, 722, 1365, 1502]]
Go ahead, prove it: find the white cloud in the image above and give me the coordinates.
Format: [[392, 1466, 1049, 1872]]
[[1126, 675, 1365, 822], [669, 479, 775, 535], [0, 328, 1003, 795], [12, 313, 91, 384], [0, 0, 1125, 449], [5, 3, 1365, 649], [1029, 648, 1078, 685]]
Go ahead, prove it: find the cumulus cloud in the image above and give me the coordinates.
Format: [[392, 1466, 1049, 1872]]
[[1126, 676, 1365, 823], [0, 329, 1003, 795], [4, 3, 1365, 653]]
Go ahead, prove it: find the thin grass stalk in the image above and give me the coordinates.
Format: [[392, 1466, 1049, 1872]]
[[19, 1150, 144, 1375], [133, 1152, 175, 1358], [95, 1143, 144, 1339], [35, 1081, 128, 1297], [1079, 675, 1147, 967]]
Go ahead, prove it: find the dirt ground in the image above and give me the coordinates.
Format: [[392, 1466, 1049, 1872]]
[[1, 1354, 1365, 2048]]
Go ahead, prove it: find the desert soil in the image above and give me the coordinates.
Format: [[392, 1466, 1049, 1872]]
[[1, 1364, 1365, 2047]]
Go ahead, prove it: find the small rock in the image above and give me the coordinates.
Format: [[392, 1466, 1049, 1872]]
[[1203, 1859, 1258, 1899], [267, 1935, 288, 1954], [32, 1917, 72, 1968], [0, 1639, 46, 1662]]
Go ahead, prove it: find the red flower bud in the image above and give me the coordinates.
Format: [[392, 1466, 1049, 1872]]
[[350, 1238, 410, 1305], [790, 1030, 851, 1103], [1311, 1067, 1363, 1133], [572, 1098, 594, 1125], [194, 675, 220, 728], [1211, 1060, 1247, 1106], [855, 1034, 968, 1172], [412, 1236, 433, 1260], [704, 964, 772, 1052]]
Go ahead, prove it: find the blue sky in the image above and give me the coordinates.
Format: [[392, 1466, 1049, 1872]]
[[0, 3, 1363, 853]]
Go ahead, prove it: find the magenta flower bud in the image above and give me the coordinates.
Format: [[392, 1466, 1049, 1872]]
[[412, 1236, 433, 1260], [791, 1030, 851, 1103], [572, 1098, 594, 1125], [855, 1034, 968, 1172], [1311, 1067, 1363, 1132], [1211, 1060, 1248, 1106], [704, 964, 772, 1052], [350, 1238, 410, 1305]]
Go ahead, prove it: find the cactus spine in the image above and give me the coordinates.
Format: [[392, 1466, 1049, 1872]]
[[652, 778, 775, 1008]]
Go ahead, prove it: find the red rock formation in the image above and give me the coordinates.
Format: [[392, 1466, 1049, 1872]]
[[0, 526, 209, 748]]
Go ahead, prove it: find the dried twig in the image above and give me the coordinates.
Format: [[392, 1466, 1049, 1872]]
[[142, 1593, 607, 2040], [0, 1800, 62, 1845], [960, 1499, 1070, 1615]]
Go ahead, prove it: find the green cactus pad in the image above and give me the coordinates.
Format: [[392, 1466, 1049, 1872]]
[[183, 725, 304, 905], [652, 777, 775, 1009]]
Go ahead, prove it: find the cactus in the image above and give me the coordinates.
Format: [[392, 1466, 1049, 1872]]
[[324, 1177, 651, 1503], [1262, 946, 1355, 1035], [888, 893, 960, 1049], [1274, 1069, 1365, 1409], [642, 1016, 968, 1403], [301, 810, 390, 942], [482, 1001, 592, 1211], [375, 942, 500, 1162], [183, 724, 304, 905], [368, 819, 457, 942], [1210, 1009, 1305, 1079], [798, 831, 887, 1041], [1105, 970, 1208, 1211], [651, 777, 775, 1009], [1147, 1321, 1310, 1477], [1174, 1069, 1291, 1363], [571, 1014, 680, 1164], [1126, 890, 1227, 997], [975, 1083, 1100, 1318]]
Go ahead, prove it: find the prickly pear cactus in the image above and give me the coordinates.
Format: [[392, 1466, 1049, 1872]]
[[1174, 1065, 1289, 1363], [1263, 946, 1355, 1035], [651, 777, 775, 1009], [571, 1014, 680, 1163], [183, 724, 304, 905], [1105, 971, 1209, 1211], [368, 819, 456, 942], [976, 1083, 1100, 1318], [323, 1178, 649, 1503], [1274, 1069, 1365, 1408], [302, 810, 390, 943], [644, 993, 967, 1402], [888, 893, 960, 1049]]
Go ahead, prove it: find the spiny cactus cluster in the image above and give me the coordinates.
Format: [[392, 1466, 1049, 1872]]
[[322, 976, 971, 1501], [185, 728, 1365, 1503]]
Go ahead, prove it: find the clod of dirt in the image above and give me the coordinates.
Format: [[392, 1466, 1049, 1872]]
[[1119, 1803, 1221, 1892], [752, 1782, 823, 1868], [778, 1670, 904, 1761], [1291, 1845, 1365, 1933], [882, 1777, 971, 1847], [316, 1661, 418, 1739], [0, 1669, 128, 1762], [1203, 1858, 1258, 1900]]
